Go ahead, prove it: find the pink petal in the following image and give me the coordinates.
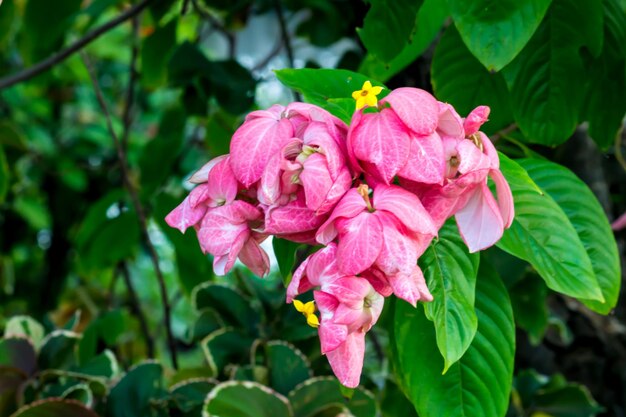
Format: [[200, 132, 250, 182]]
[[165, 195, 207, 233], [300, 153, 334, 212], [373, 185, 437, 235], [189, 184, 212, 209], [324, 277, 371, 306], [264, 195, 325, 235], [463, 106, 490, 135], [336, 212, 383, 275], [188, 155, 226, 184], [212, 230, 249, 276], [207, 155, 238, 206], [612, 211, 626, 231], [490, 169, 515, 229], [361, 267, 393, 297], [397, 132, 445, 185], [314, 290, 340, 317], [230, 115, 294, 187], [479, 132, 500, 168], [316, 188, 367, 245], [286, 255, 312, 303], [198, 212, 249, 256], [258, 153, 284, 206], [314, 168, 352, 215], [375, 213, 420, 276], [457, 139, 492, 174], [302, 122, 346, 179], [319, 322, 348, 354], [349, 108, 410, 184], [383, 88, 439, 135], [239, 236, 270, 277], [306, 243, 343, 287], [326, 331, 365, 388], [437, 102, 464, 138], [455, 183, 504, 252], [388, 265, 433, 307]]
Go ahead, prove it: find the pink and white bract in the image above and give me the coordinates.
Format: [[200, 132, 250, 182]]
[[165, 82, 514, 388]]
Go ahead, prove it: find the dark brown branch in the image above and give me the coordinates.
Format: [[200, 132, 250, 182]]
[[82, 53, 179, 369], [0, 0, 154, 90], [119, 262, 155, 358], [490, 123, 518, 143], [121, 14, 141, 152]]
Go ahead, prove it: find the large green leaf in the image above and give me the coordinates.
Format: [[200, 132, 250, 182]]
[[275, 69, 386, 123], [192, 283, 260, 335], [9, 399, 99, 417], [38, 331, 80, 371], [288, 377, 376, 417], [496, 155, 603, 301], [357, 0, 423, 63], [502, 0, 604, 145], [431, 25, 513, 133], [0, 338, 37, 376], [204, 381, 293, 417], [21, 0, 83, 63], [4, 316, 45, 349], [395, 261, 514, 417], [359, 0, 448, 82], [141, 19, 178, 88], [106, 362, 168, 417], [201, 328, 254, 375], [508, 272, 548, 344], [419, 221, 479, 372], [448, 0, 552, 71], [581, 0, 626, 149], [518, 159, 620, 314], [169, 378, 217, 416], [265, 341, 311, 396], [272, 238, 302, 287]]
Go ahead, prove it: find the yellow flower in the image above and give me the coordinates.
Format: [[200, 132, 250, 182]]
[[352, 80, 384, 110], [293, 299, 319, 328]]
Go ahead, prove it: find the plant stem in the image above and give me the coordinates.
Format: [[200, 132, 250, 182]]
[[82, 53, 179, 369], [119, 262, 155, 357]]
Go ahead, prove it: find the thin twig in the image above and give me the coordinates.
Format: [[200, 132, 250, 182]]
[[191, 0, 235, 58], [119, 262, 155, 358], [0, 0, 153, 90], [82, 53, 179, 369], [490, 122, 518, 143], [252, 37, 283, 72], [121, 15, 140, 152], [272, 0, 301, 101]]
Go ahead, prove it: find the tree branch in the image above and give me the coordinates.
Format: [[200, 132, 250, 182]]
[[121, 15, 141, 152], [0, 0, 154, 90], [82, 53, 179, 369], [272, 0, 301, 101], [119, 262, 155, 358], [191, 0, 235, 59], [490, 123, 518, 143]]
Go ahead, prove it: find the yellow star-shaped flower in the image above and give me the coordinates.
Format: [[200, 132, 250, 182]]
[[352, 81, 384, 110], [293, 299, 319, 328]]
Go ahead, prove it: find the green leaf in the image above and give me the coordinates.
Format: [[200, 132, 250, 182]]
[[0, 338, 37, 376], [204, 381, 293, 417], [38, 330, 80, 371], [431, 26, 513, 133], [288, 377, 377, 417], [502, 0, 604, 145], [419, 221, 479, 372], [9, 399, 99, 417], [508, 272, 548, 344], [395, 261, 515, 417], [138, 107, 186, 199], [170, 378, 217, 415], [275, 69, 386, 123], [207, 60, 256, 115], [78, 310, 127, 365], [265, 341, 311, 396], [581, 0, 626, 149], [0, 0, 16, 49], [496, 155, 603, 301], [192, 283, 260, 335], [4, 316, 45, 349], [106, 362, 167, 417], [359, 0, 448, 82], [61, 383, 93, 408], [448, 0, 552, 71], [358, 0, 423, 63], [518, 159, 620, 314], [201, 328, 254, 375], [185, 308, 224, 343], [142, 19, 178, 88], [21, 0, 83, 63], [272, 238, 302, 286], [154, 193, 213, 296], [0, 146, 8, 203]]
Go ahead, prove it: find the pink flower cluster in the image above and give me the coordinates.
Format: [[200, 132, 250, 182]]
[[166, 85, 514, 388]]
